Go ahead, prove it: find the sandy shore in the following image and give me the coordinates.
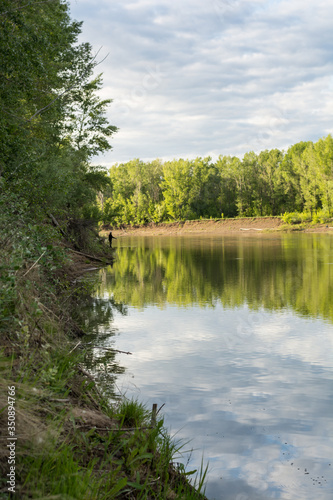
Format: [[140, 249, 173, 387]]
[[101, 217, 333, 238]]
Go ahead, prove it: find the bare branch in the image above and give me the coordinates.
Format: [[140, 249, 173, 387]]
[[28, 48, 108, 122], [22, 250, 46, 277]]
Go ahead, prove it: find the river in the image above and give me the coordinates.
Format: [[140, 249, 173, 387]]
[[87, 233, 333, 500]]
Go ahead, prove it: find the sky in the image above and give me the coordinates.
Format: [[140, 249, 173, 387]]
[[68, 0, 333, 167]]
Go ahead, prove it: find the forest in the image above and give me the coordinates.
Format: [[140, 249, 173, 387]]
[[103, 135, 333, 226], [0, 0, 117, 233], [0, 0, 332, 497]]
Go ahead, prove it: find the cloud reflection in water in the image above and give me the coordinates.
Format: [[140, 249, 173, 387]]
[[94, 235, 333, 499]]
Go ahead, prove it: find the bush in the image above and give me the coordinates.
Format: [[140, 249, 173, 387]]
[[312, 209, 332, 224], [282, 211, 311, 224]]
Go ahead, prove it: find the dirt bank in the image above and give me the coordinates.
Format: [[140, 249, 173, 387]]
[[104, 217, 333, 238]]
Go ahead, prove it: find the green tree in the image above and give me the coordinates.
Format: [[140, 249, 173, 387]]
[[234, 152, 258, 216], [313, 135, 333, 213], [281, 141, 311, 212], [161, 159, 193, 220], [188, 157, 221, 218], [0, 0, 117, 226], [257, 149, 284, 215], [215, 156, 239, 217], [64, 74, 117, 160]]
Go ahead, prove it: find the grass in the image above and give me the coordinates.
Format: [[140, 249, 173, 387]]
[[1, 356, 209, 498], [118, 398, 151, 428], [0, 223, 209, 499]]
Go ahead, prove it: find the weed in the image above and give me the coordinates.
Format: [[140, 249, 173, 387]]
[[118, 398, 151, 428], [0, 205, 208, 499]]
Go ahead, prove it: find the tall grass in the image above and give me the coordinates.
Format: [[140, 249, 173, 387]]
[[0, 205, 208, 499]]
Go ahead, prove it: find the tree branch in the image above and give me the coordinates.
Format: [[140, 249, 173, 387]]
[[28, 48, 108, 122]]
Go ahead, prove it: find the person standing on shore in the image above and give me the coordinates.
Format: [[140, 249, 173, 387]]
[[108, 231, 117, 248]]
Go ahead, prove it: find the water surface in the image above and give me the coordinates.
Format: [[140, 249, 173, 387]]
[[90, 234, 333, 500]]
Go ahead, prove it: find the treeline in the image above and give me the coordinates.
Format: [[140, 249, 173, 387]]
[[1, 0, 117, 244], [102, 135, 333, 226], [0, 1, 121, 496], [1, 0, 119, 339]]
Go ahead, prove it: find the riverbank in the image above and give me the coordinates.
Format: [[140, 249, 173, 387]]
[[0, 231, 208, 499], [102, 216, 333, 238]]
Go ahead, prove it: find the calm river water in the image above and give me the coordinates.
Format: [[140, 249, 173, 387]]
[[88, 233, 333, 500]]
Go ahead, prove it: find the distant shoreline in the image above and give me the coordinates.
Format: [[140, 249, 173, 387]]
[[101, 217, 333, 237]]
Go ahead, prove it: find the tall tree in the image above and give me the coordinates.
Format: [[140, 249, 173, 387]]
[[0, 0, 117, 222], [189, 157, 221, 218], [257, 149, 284, 215], [313, 135, 333, 213], [215, 156, 238, 217], [161, 159, 193, 220]]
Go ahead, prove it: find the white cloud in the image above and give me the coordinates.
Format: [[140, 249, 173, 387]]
[[68, 0, 333, 165]]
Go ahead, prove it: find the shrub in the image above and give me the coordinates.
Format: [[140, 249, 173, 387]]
[[282, 211, 311, 224], [312, 209, 332, 224]]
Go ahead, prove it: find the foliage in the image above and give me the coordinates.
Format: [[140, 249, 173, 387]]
[[103, 135, 333, 226], [282, 210, 332, 225], [0, 0, 117, 229], [312, 209, 332, 224], [282, 212, 308, 224]]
